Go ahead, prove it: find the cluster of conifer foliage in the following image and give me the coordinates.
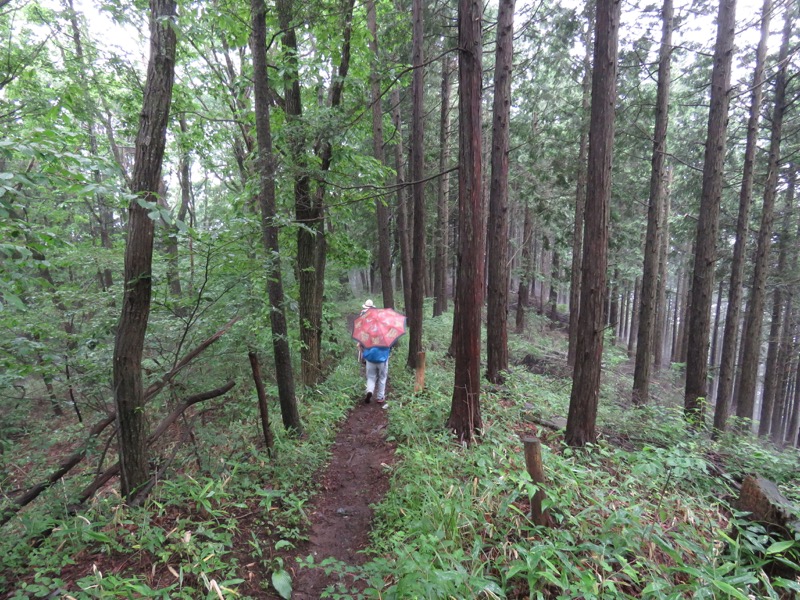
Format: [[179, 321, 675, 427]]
[[0, 0, 798, 552]]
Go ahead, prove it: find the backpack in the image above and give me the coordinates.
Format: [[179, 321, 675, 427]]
[[362, 346, 390, 364]]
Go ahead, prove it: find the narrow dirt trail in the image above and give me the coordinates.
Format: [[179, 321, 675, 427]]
[[271, 397, 396, 599]]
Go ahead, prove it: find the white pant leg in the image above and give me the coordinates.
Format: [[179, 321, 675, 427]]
[[366, 361, 379, 394], [375, 360, 388, 400]]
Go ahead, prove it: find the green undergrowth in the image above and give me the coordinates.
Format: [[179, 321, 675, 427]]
[[2, 306, 799, 599], [1, 310, 364, 599], [334, 313, 800, 599]]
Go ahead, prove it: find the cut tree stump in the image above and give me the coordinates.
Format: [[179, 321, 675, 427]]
[[736, 475, 800, 536], [522, 435, 554, 527], [735, 474, 800, 578]]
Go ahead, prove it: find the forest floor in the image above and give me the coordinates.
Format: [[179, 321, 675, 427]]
[[255, 389, 396, 599]]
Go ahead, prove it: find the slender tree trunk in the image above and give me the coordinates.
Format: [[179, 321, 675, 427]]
[[671, 269, 682, 362], [627, 277, 641, 358], [709, 277, 724, 402], [486, 0, 514, 384], [447, 0, 483, 443], [712, 0, 772, 433], [367, 0, 394, 310], [516, 201, 533, 333], [653, 181, 671, 370], [407, 0, 426, 369], [761, 167, 796, 438], [565, 0, 621, 447], [112, 0, 177, 500], [632, 0, 672, 404], [683, 0, 737, 422], [65, 0, 114, 290], [434, 55, 453, 317], [735, 9, 792, 424], [250, 0, 302, 434], [391, 88, 413, 313]]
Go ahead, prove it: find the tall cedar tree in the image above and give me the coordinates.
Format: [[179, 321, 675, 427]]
[[433, 55, 453, 317], [770, 166, 796, 444], [712, 0, 772, 433], [486, 0, 515, 384], [447, 0, 484, 443], [250, 0, 302, 434], [392, 87, 413, 314], [367, 0, 394, 309], [112, 0, 177, 499], [632, 0, 673, 404], [735, 6, 793, 424], [683, 0, 736, 421], [565, 0, 621, 447], [407, 0, 425, 369], [759, 182, 791, 438], [567, 8, 593, 368]]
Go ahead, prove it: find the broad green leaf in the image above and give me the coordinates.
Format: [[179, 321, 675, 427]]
[[765, 540, 795, 555], [271, 569, 292, 599], [711, 580, 749, 600]]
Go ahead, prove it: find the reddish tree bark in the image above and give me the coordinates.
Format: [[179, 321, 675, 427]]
[[712, 0, 772, 433], [683, 0, 737, 421], [632, 0, 673, 404], [486, 0, 515, 384], [565, 0, 621, 447], [447, 0, 484, 444], [735, 8, 792, 424]]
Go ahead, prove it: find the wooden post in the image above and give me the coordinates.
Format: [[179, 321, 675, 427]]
[[249, 351, 274, 456], [414, 351, 426, 392], [522, 435, 553, 527]]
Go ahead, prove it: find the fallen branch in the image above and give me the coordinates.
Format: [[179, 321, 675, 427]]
[[0, 319, 239, 528], [0, 415, 115, 527], [78, 381, 235, 504], [144, 316, 239, 401]]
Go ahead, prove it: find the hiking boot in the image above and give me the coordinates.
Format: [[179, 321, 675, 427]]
[[364, 392, 372, 404], [376, 396, 384, 404]]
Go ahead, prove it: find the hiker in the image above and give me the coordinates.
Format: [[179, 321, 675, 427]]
[[361, 341, 391, 407], [357, 299, 391, 407]]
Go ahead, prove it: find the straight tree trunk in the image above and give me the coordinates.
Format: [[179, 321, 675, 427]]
[[671, 268, 682, 362], [447, 0, 484, 444], [735, 9, 792, 424], [407, 0, 426, 369], [367, 0, 394, 310], [610, 268, 620, 341], [65, 0, 114, 291], [632, 0, 673, 404], [112, 0, 177, 500], [565, 0, 621, 447], [391, 88, 413, 313], [486, 0, 515, 384], [250, 0, 302, 434], [712, 0, 772, 433], [516, 201, 534, 333], [762, 168, 795, 438], [653, 183, 671, 370], [434, 55, 453, 317], [627, 277, 641, 358], [684, 0, 737, 421], [709, 277, 724, 402], [275, 0, 315, 385]]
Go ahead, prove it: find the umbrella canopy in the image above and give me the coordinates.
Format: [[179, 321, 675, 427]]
[[352, 308, 407, 349]]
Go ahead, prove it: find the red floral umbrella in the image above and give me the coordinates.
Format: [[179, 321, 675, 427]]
[[352, 308, 407, 349]]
